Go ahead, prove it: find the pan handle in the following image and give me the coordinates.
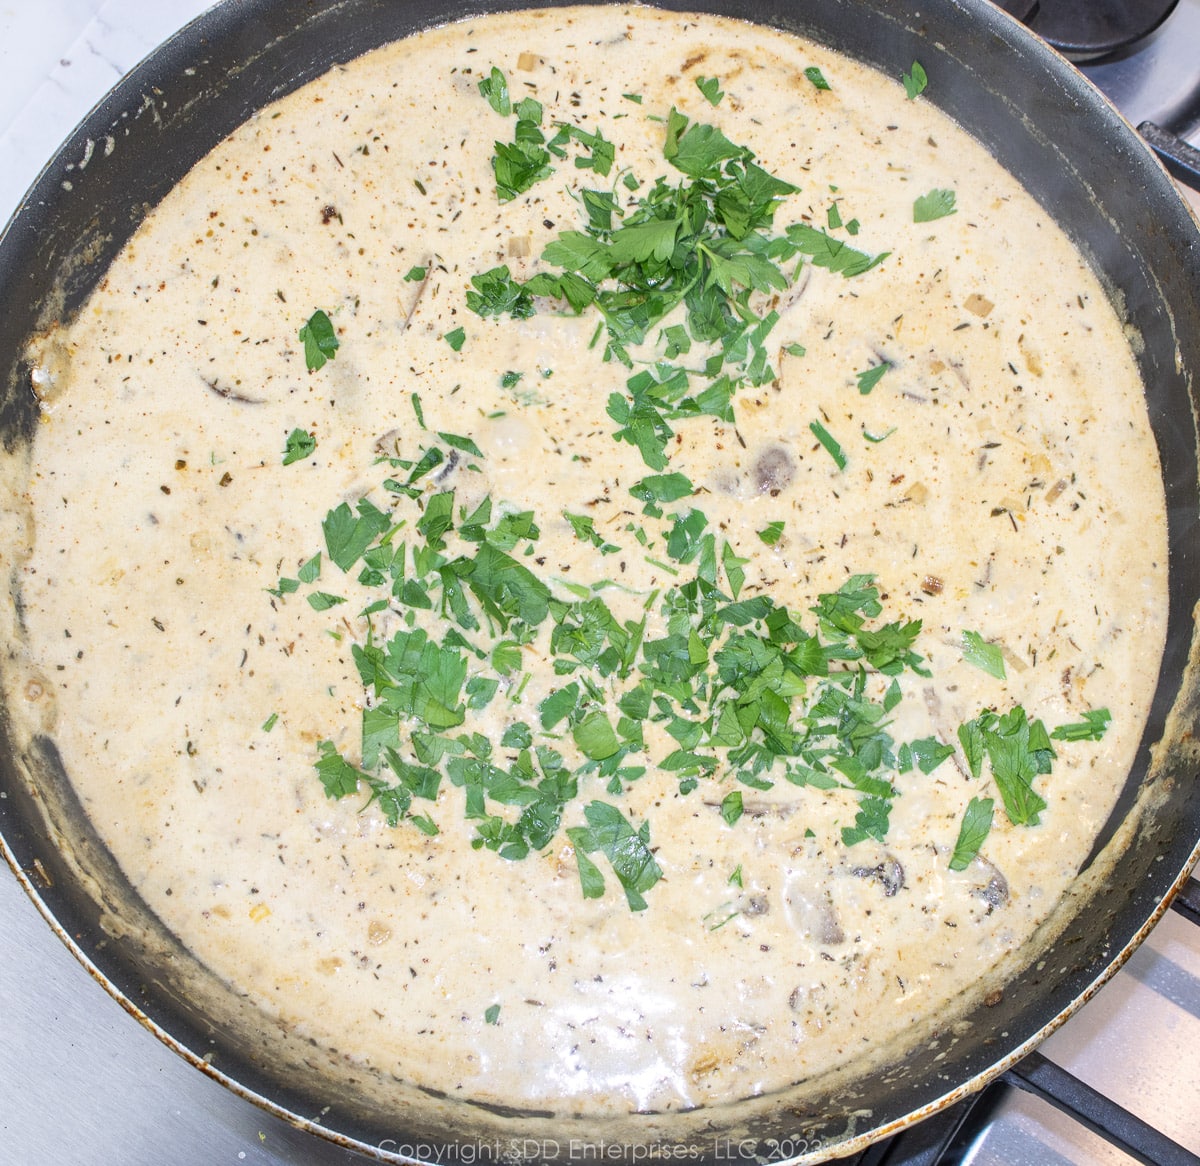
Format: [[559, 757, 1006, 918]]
[[1138, 121, 1200, 192]]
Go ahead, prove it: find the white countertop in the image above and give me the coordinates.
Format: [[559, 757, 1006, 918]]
[[1, 5, 1197, 1166], [0, 7, 369, 1162], [0, 0, 207, 217]]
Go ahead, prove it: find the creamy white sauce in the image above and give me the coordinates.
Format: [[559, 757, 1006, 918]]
[[7, 5, 1167, 1120]]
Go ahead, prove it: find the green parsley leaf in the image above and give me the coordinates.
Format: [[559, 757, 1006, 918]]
[[540, 231, 612, 281], [492, 640, 522, 676], [539, 682, 581, 731], [501, 722, 533, 749], [466, 265, 537, 319], [403, 265, 427, 282], [810, 419, 847, 470], [629, 472, 694, 516], [609, 218, 680, 265], [564, 512, 619, 555], [757, 520, 784, 546], [567, 801, 663, 911], [315, 740, 363, 799], [805, 66, 831, 91], [478, 66, 511, 116], [573, 709, 621, 760], [437, 431, 485, 458], [855, 363, 889, 395], [322, 497, 392, 572], [493, 126, 554, 202], [261, 712, 278, 732], [571, 848, 607, 899], [460, 542, 551, 629], [282, 427, 316, 465], [962, 630, 1006, 679], [695, 75, 724, 106], [904, 736, 955, 774], [957, 717, 986, 780], [566, 125, 616, 175], [914, 189, 957, 223], [949, 796, 993, 871], [842, 795, 891, 846], [484, 1003, 501, 1025], [443, 326, 466, 351], [992, 712, 1054, 826], [959, 706, 1053, 826], [721, 541, 749, 600], [1050, 708, 1112, 742], [720, 789, 744, 825], [903, 61, 928, 100], [663, 112, 749, 179], [785, 224, 889, 277], [298, 309, 339, 371]]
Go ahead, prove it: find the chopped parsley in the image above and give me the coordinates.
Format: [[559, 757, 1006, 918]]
[[720, 789, 744, 825], [957, 706, 1056, 826], [298, 309, 339, 371], [962, 630, 1006, 679], [903, 61, 928, 100], [478, 74, 624, 201], [564, 512, 620, 555], [1051, 708, 1112, 741], [282, 428, 316, 465], [804, 66, 831, 91], [810, 419, 847, 470], [285, 426, 1115, 903], [695, 75, 724, 106], [464, 101, 889, 470], [855, 363, 889, 395], [478, 67, 511, 116], [914, 188, 958, 223], [949, 795, 993, 870], [493, 103, 554, 201], [271, 69, 1119, 914], [567, 801, 663, 911]]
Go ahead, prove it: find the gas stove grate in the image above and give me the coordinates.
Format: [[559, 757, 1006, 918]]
[[833, 878, 1200, 1166]]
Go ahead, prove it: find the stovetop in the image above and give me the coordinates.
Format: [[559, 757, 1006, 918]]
[[1, 3, 1198, 1165]]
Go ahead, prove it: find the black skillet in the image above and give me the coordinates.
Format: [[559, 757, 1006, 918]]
[[1, 0, 1198, 1161]]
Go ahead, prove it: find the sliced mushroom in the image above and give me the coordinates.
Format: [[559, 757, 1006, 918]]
[[434, 448, 460, 483], [850, 856, 905, 897], [970, 856, 1010, 910], [783, 876, 844, 944], [752, 445, 796, 495]]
